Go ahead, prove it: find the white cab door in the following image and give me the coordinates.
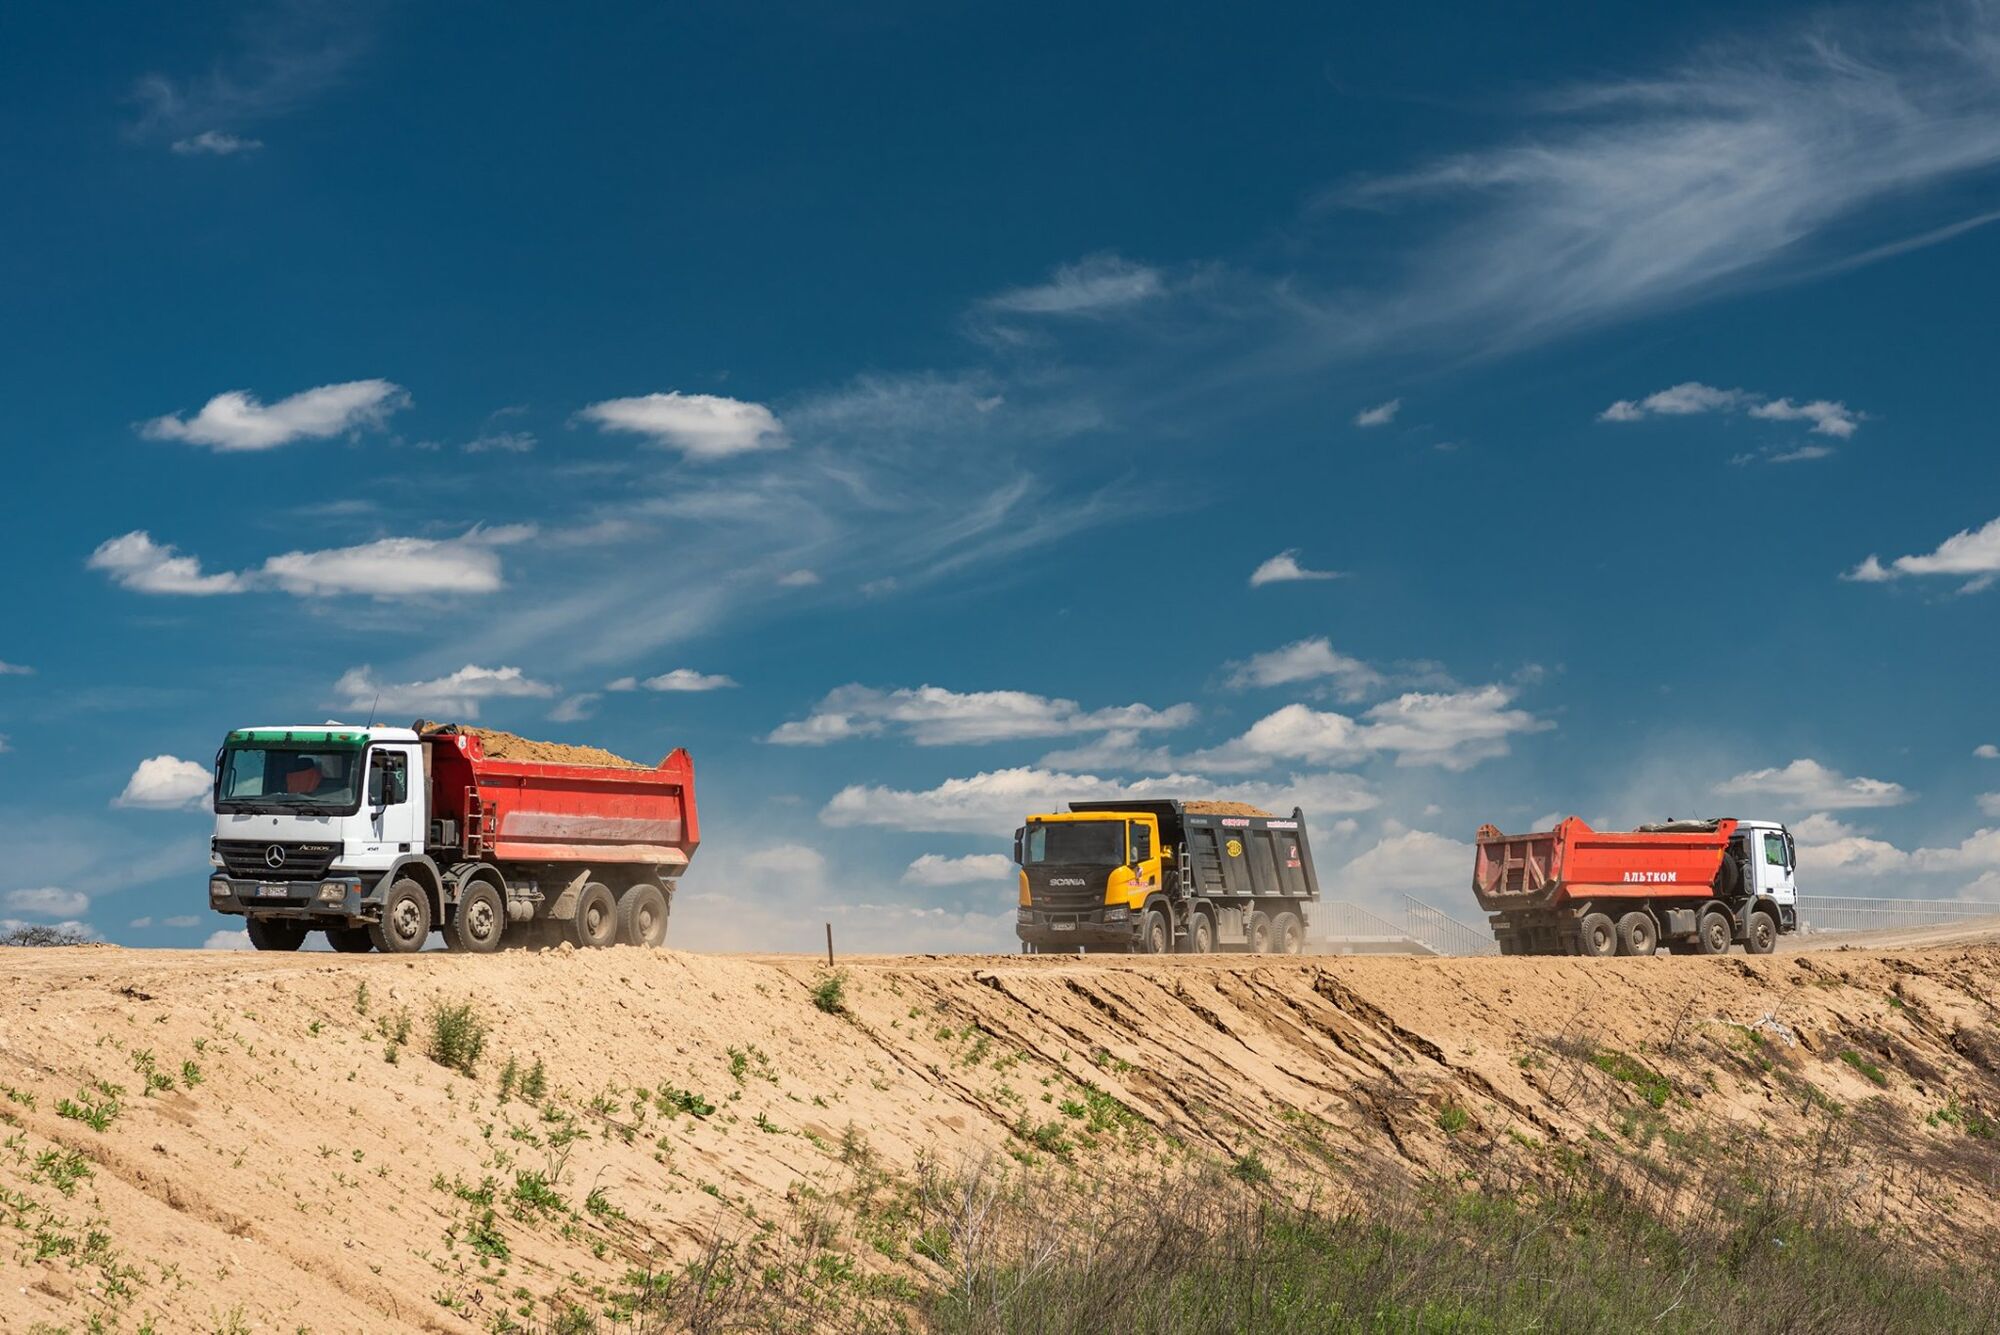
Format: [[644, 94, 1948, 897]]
[[1755, 827, 1798, 906], [365, 746, 423, 854]]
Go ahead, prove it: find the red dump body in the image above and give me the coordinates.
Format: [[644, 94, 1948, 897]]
[[1473, 817, 1737, 912], [425, 732, 700, 872]]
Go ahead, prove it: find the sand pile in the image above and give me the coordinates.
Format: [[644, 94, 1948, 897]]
[[1184, 800, 1277, 817], [421, 722, 645, 768]]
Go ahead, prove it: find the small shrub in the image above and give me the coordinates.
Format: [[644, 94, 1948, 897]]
[[56, 1082, 121, 1132], [0, 924, 89, 947], [498, 1055, 520, 1102], [1840, 1050, 1889, 1087], [811, 970, 848, 1015], [522, 1058, 548, 1102], [31, 1148, 92, 1197], [1590, 1048, 1672, 1108], [427, 1001, 489, 1075], [1437, 1102, 1471, 1135], [1229, 1151, 1272, 1186], [654, 1083, 714, 1118]]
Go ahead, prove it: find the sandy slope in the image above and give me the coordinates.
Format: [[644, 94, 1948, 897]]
[[6, 942, 2000, 1332]]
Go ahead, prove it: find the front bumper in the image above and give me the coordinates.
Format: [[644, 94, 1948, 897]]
[[208, 874, 383, 925], [1016, 905, 1136, 949]]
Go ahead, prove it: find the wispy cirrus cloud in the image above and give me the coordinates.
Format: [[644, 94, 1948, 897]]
[[769, 684, 1193, 747], [980, 254, 1164, 317], [332, 664, 557, 719], [141, 379, 408, 451], [129, 2, 374, 150], [1249, 550, 1341, 587], [1599, 381, 1861, 438]]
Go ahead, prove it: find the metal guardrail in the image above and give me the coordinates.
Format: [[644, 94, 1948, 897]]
[[1404, 895, 1499, 956], [1313, 899, 1410, 943], [1795, 895, 2000, 934]]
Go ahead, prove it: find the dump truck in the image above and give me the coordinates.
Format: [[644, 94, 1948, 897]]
[[1473, 816, 1799, 956], [207, 723, 698, 953], [1013, 800, 1320, 954]]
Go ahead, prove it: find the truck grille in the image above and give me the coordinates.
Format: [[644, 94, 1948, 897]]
[[1026, 869, 1106, 914], [214, 840, 339, 882]]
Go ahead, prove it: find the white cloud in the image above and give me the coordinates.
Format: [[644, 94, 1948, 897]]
[[1224, 638, 1384, 699], [115, 755, 212, 809], [547, 693, 599, 723], [579, 392, 787, 459], [742, 844, 827, 877], [776, 568, 821, 587], [1979, 744, 2000, 760], [0, 661, 32, 675], [1338, 9, 2000, 349], [204, 929, 250, 950], [1979, 794, 2000, 819], [463, 430, 536, 454], [88, 531, 248, 595], [3, 887, 89, 918], [903, 853, 1016, 886], [163, 915, 200, 928], [141, 379, 407, 451], [128, 916, 153, 929], [1597, 382, 1859, 438], [768, 684, 1194, 747], [1353, 398, 1402, 427], [1249, 550, 1341, 587], [0, 735, 10, 754], [1715, 758, 1909, 810], [1188, 704, 1371, 773], [982, 254, 1164, 315], [170, 130, 262, 155], [821, 766, 1376, 836], [1846, 515, 2000, 591], [1747, 397, 1860, 438], [1790, 812, 1912, 881], [332, 664, 557, 719], [1338, 828, 1475, 897], [1356, 685, 1550, 770], [639, 669, 738, 692], [89, 526, 530, 599]]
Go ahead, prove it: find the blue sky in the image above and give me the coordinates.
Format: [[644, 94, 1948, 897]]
[[6, 1, 2000, 951]]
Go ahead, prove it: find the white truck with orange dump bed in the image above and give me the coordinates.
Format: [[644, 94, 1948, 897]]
[[1474, 816, 1799, 956], [207, 723, 697, 953], [1013, 800, 1321, 954]]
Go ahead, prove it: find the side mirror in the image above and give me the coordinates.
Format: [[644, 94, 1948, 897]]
[[1012, 827, 1025, 865]]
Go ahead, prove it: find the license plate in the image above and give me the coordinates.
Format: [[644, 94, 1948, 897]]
[[257, 883, 291, 898], [1049, 921, 1075, 932]]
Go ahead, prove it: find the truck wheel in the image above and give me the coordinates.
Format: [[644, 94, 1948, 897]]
[[1616, 912, 1658, 957], [1273, 912, 1304, 955], [369, 878, 433, 954], [570, 882, 618, 949], [1246, 912, 1272, 954], [1135, 909, 1171, 955], [1186, 911, 1215, 955], [447, 881, 506, 953], [617, 883, 670, 948], [1744, 910, 1778, 955], [325, 927, 374, 953], [1577, 912, 1618, 957], [246, 918, 306, 952], [1696, 910, 1733, 956]]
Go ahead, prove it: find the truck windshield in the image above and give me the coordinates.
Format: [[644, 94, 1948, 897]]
[[1024, 821, 1125, 866], [216, 746, 364, 814]]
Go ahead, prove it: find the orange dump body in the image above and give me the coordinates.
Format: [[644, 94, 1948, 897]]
[[426, 732, 700, 871], [1473, 817, 1737, 912]]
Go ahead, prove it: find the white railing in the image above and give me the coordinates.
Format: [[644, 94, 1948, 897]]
[[1403, 895, 1499, 956], [1795, 895, 2000, 934], [1313, 900, 1410, 943]]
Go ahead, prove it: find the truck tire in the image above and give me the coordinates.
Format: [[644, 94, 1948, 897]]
[[1185, 911, 1215, 955], [570, 882, 618, 949], [1135, 909, 1171, 955], [1273, 912, 1304, 955], [369, 877, 433, 954], [1744, 909, 1778, 955], [1616, 912, 1658, 957], [325, 927, 374, 953], [1246, 912, 1272, 954], [1695, 910, 1733, 956], [447, 881, 506, 953], [617, 883, 670, 948], [1577, 912, 1618, 957], [246, 918, 306, 952]]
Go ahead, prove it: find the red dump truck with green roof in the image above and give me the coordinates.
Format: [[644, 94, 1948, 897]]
[[207, 723, 697, 953]]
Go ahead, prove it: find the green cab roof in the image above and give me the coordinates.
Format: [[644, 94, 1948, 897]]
[[224, 728, 370, 747]]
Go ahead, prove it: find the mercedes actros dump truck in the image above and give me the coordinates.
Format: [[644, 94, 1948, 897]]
[[1013, 800, 1320, 954], [207, 723, 698, 953], [1473, 816, 1799, 956]]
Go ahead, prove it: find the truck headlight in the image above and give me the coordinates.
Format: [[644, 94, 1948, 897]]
[[209, 851, 224, 867], [1017, 907, 1033, 923], [1103, 906, 1129, 922], [317, 881, 347, 903], [210, 878, 229, 899]]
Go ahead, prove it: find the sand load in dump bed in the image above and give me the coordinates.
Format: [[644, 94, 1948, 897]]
[[415, 722, 643, 769], [1181, 801, 1276, 817]]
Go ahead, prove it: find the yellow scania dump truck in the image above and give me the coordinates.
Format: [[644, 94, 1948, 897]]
[[1012, 800, 1320, 954]]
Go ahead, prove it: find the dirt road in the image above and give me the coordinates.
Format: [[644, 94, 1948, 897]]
[[7, 941, 2000, 1331]]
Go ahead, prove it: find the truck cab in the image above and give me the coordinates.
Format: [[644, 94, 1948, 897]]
[[1732, 818, 1800, 931], [1013, 810, 1164, 950], [207, 725, 431, 943]]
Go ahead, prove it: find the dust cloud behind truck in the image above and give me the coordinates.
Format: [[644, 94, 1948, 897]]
[[1013, 800, 1320, 954], [1474, 816, 1799, 956], [208, 723, 698, 953]]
